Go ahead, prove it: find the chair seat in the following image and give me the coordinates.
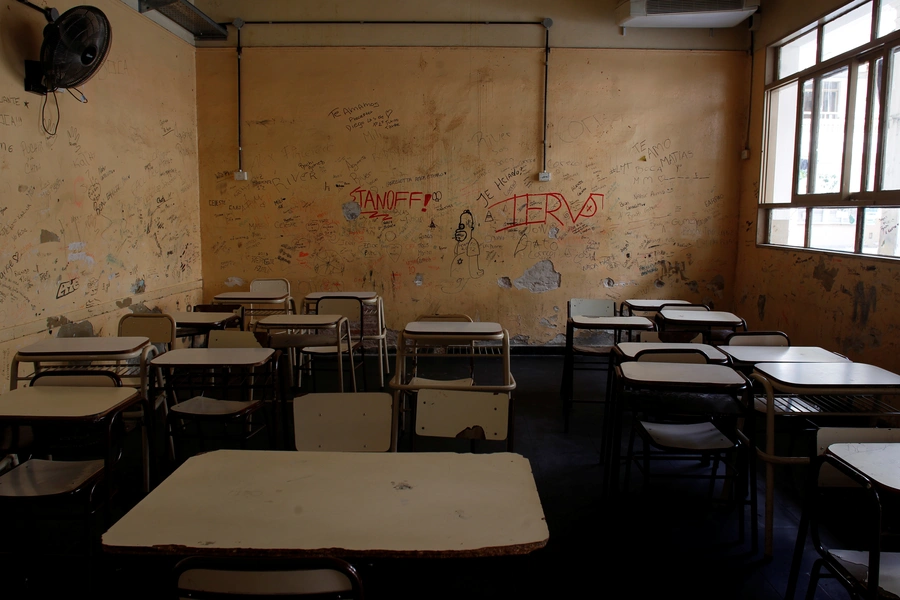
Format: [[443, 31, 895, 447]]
[[640, 421, 736, 451], [830, 550, 900, 599], [304, 343, 360, 354], [268, 333, 338, 349], [572, 344, 614, 356], [409, 377, 474, 388], [0, 458, 104, 497], [170, 396, 260, 417]]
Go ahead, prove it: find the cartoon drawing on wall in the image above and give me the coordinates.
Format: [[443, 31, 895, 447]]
[[442, 210, 484, 294], [314, 250, 345, 276]]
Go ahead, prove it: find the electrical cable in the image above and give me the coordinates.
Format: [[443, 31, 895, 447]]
[[40, 89, 60, 136]]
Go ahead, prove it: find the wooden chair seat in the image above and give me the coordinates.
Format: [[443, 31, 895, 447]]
[[170, 396, 261, 418], [0, 458, 104, 498]]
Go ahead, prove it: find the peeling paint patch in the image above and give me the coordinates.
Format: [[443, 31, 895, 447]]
[[225, 276, 245, 287], [548, 227, 559, 239], [107, 254, 124, 267], [414, 273, 423, 286], [686, 281, 699, 293], [56, 320, 93, 338], [603, 278, 615, 288], [852, 282, 876, 326], [813, 257, 839, 292], [511, 334, 530, 344], [46, 315, 70, 329], [706, 274, 725, 298], [654, 279, 665, 288], [497, 277, 512, 289], [116, 297, 133, 309], [342, 202, 361, 221], [130, 278, 146, 294], [539, 317, 556, 328], [757, 295, 766, 321], [40, 229, 59, 243], [513, 260, 560, 293], [546, 333, 567, 345]]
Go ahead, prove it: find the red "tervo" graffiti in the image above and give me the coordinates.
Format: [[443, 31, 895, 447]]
[[350, 187, 431, 221], [488, 192, 603, 232]]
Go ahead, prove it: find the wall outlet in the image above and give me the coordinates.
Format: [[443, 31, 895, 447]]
[[234, 170, 249, 181], [538, 171, 551, 182]]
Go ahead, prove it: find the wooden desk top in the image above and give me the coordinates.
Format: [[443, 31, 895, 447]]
[[258, 314, 343, 328], [150, 348, 274, 367], [305, 291, 377, 300], [721, 346, 849, 366], [169, 312, 239, 326], [615, 342, 728, 362], [0, 386, 140, 420], [102, 450, 548, 558], [754, 362, 900, 392], [15, 336, 150, 357], [404, 322, 503, 335], [658, 309, 744, 326], [620, 362, 747, 388], [827, 443, 900, 493], [213, 291, 290, 303], [622, 299, 690, 310], [570, 316, 654, 330]]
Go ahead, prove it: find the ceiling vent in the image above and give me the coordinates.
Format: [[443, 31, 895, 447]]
[[138, 0, 227, 39], [615, 0, 759, 28]]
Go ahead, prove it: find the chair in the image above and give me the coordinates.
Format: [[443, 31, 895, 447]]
[[293, 392, 392, 452], [639, 331, 704, 343], [623, 349, 747, 506], [118, 312, 177, 492], [247, 278, 295, 330], [173, 556, 364, 599], [165, 331, 278, 463], [725, 331, 790, 346], [410, 313, 475, 388], [562, 298, 617, 432], [0, 371, 124, 563], [301, 297, 366, 392], [363, 296, 390, 388], [414, 388, 513, 452], [178, 303, 244, 347]]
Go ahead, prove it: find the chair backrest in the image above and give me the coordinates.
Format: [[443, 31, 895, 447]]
[[293, 393, 392, 452], [661, 303, 709, 311], [415, 313, 473, 323], [31, 370, 122, 387], [725, 331, 790, 346], [416, 389, 509, 441], [250, 278, 290, 296], [634, 348, 709, 364], [208, 330, 264, 349], [639, 331, 703, 343], [568, 298, 616, 319], [118, 313, 177, 347], [317, 298, 365, 332], [815, 427, 900, 486], [173, 556, 364, 599]]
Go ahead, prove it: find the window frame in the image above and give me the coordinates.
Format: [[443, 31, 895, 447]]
[[759, 0, 900, 258]]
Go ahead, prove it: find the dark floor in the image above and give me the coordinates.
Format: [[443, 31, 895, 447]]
[[1, 354, 874, 599]]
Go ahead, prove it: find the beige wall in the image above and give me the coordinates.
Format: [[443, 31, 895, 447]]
[[734, 0, 900, 370], [0, 0, 202, 390]]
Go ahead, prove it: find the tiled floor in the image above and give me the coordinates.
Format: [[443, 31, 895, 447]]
[[1, 353, 873, 599]]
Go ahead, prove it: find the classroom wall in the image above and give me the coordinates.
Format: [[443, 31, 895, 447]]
[[196, 46, 749, 343], [0, 0, 202, 390], [734, 0, 900, 371]]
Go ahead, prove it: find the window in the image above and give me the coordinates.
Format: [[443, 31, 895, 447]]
[[760, 0, 900, 259]]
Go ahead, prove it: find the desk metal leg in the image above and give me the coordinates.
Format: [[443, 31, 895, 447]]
[[562, 320, 575, 433]]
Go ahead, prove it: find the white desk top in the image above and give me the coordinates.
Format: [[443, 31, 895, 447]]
[[754, 362, 900, 392], [102, 450, 548, 558], [213, 291, 290, 303], [827, 443, 900, 493], [721, 346, 849, 365], [258, 314, 343, 328], [169, 312, 239, 326], [405, 322, 503, 335], [620, 362, 747, 387], [305, 291, 377, 300], [623, 299, 690, 310], [615, 342, 728, 362], [0, 386, 140, 419], [150, 348, 274, 367], [15, 336, 150, 357], [658, 309, 744, 326], [570, 316, 654, 329]]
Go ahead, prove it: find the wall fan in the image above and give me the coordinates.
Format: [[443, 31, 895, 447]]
[[18, 1, 112, 95]]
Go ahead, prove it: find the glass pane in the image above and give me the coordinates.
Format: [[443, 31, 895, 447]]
[[768, 208, 807, 246], [822, 3, 873, 61], [779, 31, 818, 79], [883, 47, 900, 190], [867, 57, 883, 191], [810, 208, 857, 251], [813, 67, 849, 194], [850, 63, 869, 193], [763, 82, 798, 203], [798, 80, 813, 194], [862, 207, 900, 255], [879, 0, 900, 37]]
